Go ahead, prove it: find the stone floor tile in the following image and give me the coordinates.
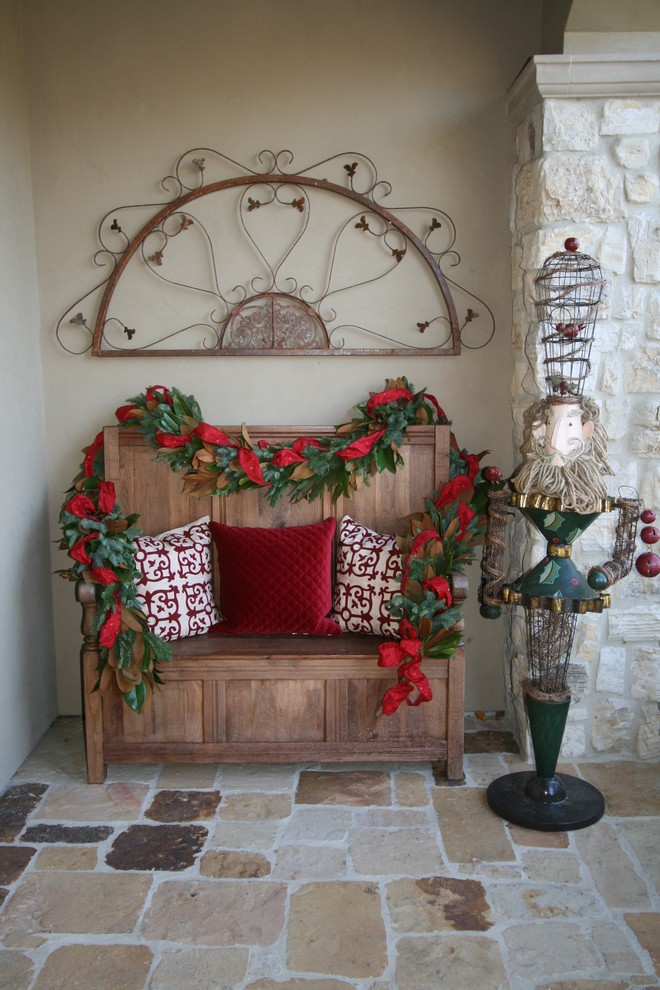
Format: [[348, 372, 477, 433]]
[[579, 762, 660, 817], [464, 752, 510, 786], [504, 922, 604, 985], [1, 871, 151, 937], [536, 981, 630, 989], [246, 982, 351, 989], [279, 807, 351, 843], [34, 845, 98, 871], [150, 947, 249, 990], [0, 949, 35, 990], [488, 881, 604, 920], [618, 819, 660, 895], [0, 846, 36, 884], [22, 823, 113, 843], [349, 826, 443, 876], [219, 764, 298, 790], [395, 771, 430, 807], [464, 727, 519, 753], [200, 849, 271, 878], [145, 789, 221, 822], [287, 881, 386, 978], [106, 823, 208, 871], [432, 787, 515, 863], [157, 763, 219, 788], [521, 849, 582, 884], [624, 913, 660, 974], [106, 763, 160, 784], [271, 844, 346, 880], [32, 944, 152, 990], [508, 824, 569, 847], [219, 793, 291, 820], [353, 807, 429, 828], [33, 782, 148, 822], [211, 820, 281, 850], [591, 920, 651, 976], [575, 822, 651, 909], [395, 933, 507, 990], [296, 770, 392, 806], [142, 879, 287, 945], [387, 875, 492, 932], [12, 720, 86, 785], [0, 783, 47, 841]]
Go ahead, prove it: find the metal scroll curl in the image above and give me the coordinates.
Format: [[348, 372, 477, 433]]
[[56, 148, 495, 357]]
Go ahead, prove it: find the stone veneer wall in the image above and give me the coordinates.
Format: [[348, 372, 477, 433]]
[[504, 55, 660, 761]]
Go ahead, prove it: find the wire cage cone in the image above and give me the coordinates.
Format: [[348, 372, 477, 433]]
[[534, 238, 604, 399], [524, 608, 577, 700]]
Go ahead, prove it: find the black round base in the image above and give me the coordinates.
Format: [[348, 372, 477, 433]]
[[487, 771, 605, 832]]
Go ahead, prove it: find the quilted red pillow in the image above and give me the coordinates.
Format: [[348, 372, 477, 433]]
[[134, 516, 220, 641], [210, 518, 341, 636], [331, 516, 402, 636]]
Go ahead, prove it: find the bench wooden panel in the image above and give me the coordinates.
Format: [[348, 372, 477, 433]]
[[79, 423, 465, 782]]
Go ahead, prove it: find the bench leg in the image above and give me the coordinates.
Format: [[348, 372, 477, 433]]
[[446, 648, 465, 783]]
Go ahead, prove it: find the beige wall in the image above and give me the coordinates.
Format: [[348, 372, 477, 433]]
[[22, 0, 545, 718], [0, 0, 57, 786]]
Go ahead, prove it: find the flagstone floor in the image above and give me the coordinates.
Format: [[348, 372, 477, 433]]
[[0, 717, 659, 990]]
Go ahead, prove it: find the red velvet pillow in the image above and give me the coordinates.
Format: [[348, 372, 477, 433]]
[[210, 518, 341, 636]]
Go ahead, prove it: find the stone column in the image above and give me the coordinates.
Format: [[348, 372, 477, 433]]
[[505, 54, 660, 761]]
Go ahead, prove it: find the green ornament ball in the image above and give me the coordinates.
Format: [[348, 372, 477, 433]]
[[587, 568, 610, 591], [480, 603, 502, 620]]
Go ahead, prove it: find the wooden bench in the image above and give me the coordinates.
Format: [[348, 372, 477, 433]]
[[78, 423, 466, 783]]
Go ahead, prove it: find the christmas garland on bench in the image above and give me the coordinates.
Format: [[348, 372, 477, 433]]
[[59, 377, 493, 715]]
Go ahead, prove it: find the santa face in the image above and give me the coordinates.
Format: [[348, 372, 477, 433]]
[[531, 401, 594, 467]]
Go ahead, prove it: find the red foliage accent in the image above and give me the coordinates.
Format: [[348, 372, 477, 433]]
[[336, 428, 387, 461], [237, 447, 268, 486]]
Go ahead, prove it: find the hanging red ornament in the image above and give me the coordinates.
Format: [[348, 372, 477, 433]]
[[483, 465, 503, 482], [635, 552, 660, 578], [640, 525, 660, 545], [640, 508, 656, 524]]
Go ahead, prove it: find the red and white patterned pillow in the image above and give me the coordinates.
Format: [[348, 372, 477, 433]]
[[331, 516, 402, 637], [134, 516, 220, 641]]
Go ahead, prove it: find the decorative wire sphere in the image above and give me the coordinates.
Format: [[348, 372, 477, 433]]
[[524, 608, 578, 697], [534, 238, 604, 399]]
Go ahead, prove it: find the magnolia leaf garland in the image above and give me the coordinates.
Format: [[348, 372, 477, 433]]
[[59, 378, 490, 715]]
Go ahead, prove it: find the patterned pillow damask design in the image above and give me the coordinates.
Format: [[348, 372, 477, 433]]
[[134, 516, 220, 641], [331, 516, 402, 637]]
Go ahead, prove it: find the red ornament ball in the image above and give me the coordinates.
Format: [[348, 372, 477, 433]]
[[641, 525, 660, 545], [564, 237, 580, 252], [640, 508, 656, 524], [635, 552, 660, 578], [483, 465, 502, 482]]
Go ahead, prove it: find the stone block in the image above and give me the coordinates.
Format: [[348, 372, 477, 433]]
[[625, 172, 658, 203], [591, 701, 633, 753], [612, 282, 646, 320], [630, 427, 660, 457], [596, 647, 627, 695], [601, 99, 660, 135], [630, 647, 660, 701], [629, 214, 660, 282], [631, 399, 660, 427], [636, 704, 660, 759], [575, 822, 650, 909], [560, 721, 586, 757], [602, 398, 630, 439], [543, 101, 599, 151], [540, 156, 623, 224], [613, 137, 651, 168], [599, 355, 619, 393]]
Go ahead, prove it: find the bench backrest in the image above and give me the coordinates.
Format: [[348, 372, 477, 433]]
[[103, 424, 450, 591]]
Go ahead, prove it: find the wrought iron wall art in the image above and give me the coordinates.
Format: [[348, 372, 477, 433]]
[[56, 148, 495, 357]]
